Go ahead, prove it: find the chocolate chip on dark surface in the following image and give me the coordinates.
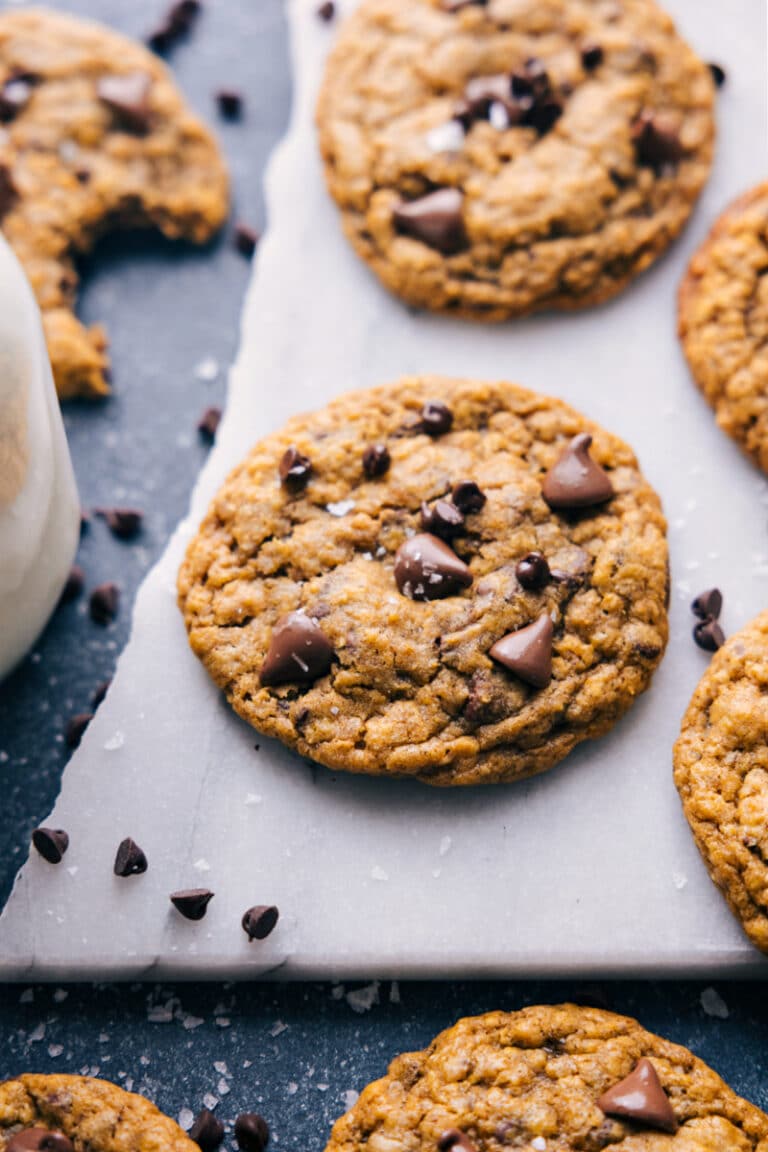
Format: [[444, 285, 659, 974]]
[[279, 445, 312, 492], [362, 443, 391, 478], [189, 1108, 225, 1152], [581, 41, 604, 70], [451, 480, 486, 514], [65, 712, 93, 750], [393, 188, 467, 255], [0, 163, 18, 220], [234, 221, 260, 258], [89, 582, 119, 625], [0, 76, 32, 121], [234, 1113, 270, 1152], [170, 888, 214, 920], [691, 587, 722, 620], [597, 1058, 678, 1133], [420, 399, 453, 436], [31, 827, 69, 865], [216, 88, 243, 119], [59, 564, 85, 605], [394, 533, 472, 601], [260, 612, 335, 686], [541, 433, 614, 510], [92, 679, 111, 708], [438, 1131, 477, 1152], [490, 613, 554, 688], [198, 405, 222, 444], [114, 837, 148, 877], [693, 617, 725, 652], [708, 61, 726, 87], [632, 109, 684, 169], [7, 1130, 74, 1152], [317, 1, 336, 19], [242, 904, 280, 941], [97, 72, 153, 134], [96, 506, 143, 540], [516, 551, 551, 591]]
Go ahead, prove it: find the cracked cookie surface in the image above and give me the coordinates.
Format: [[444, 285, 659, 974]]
[[0, 7, 229, 399], [0, 1074, 197, 1151], [316, 0, 715, 319], [178, 376, 668, 786], [324, 1006, 768, 1151], [674, 609, 768, 955], [678, 183, 768, 474]]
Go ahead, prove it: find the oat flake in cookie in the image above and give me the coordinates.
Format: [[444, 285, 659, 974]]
[[178, 376, 668, 786], [674, 610, 768, 955], [0, 1074, 198, 1151], [324, 1006, 768, 1151], [316, 0, 715, 319]]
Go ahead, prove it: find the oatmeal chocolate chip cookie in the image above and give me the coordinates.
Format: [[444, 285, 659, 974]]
[[324, 1006, 768, 1151], [679, 184, 768, 474], [178, 376, 669, 786], [0, 8, 229, 399], [316, 0, 715, 320], [0, 1074, 197, 1151], [674, 609, 768, 955]]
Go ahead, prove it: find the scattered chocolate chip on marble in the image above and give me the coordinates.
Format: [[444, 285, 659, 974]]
[[96, 506, 143, 540], [420, 399, 454, 436], [148, 0, 201, 51], [393, 188, 467, 255], [197, 405, 222, 444], [516, 551, 550, 591], [59, 564, 85, 605], [89, 582, 120, 625], [0, 76, 33, 121], [691, 587, 722, 620], [693, 617, 725, 652], [260, 612, 335, 686], [279, 445, 312, 492], [489, 613, 554, 688], [114, 837, 148, 877], [632, 109, 684, 169], [234, 1113, 270, 1152], [6, 1130, 74, 1152], [189, 1108, 225, 1152], [234, 221, 260, 258], [31, 827, 69, 865], [394, 533, 472, 601], [708, 62, 726, 87], [216, 87, 243, 119], [421, 499, 464, 538], [242, 904, 280, 941], [317, 1, 336, 20], [451, 480, 486, 513], [170, 888, 214, 920], [65, 712, 93, 750], [97, 72, 153, 134], [597, 1058, 678, 1133], [438, 1132, 477, 1152], [542, 433, 613, 510], [581, 41, 604, 70], [92, 679, 111, 708], [362, 442, 391, 478]]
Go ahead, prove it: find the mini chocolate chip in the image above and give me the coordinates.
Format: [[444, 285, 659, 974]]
[[451, 480, 486, 513], [75, 167, 91, 184], [190, 1108, 225, 1152], [693, 618, 725, 652], [59, 564, 85, 605], [65, 712, 93, 750], [317, 1, 335, 19], [581, 41, 604, 70], [7, 1130, 74, 1152], [692, 588, 722, 620], [512, 57, 549, 100], [527, 96, 563, 134], [394, 533, 472, 601], [438, 1132, 477, 1152], [242, 904, 280, 941], [363, 443, 391, 477], [235, 221, 259, 258], [198, 405, 222, 444], [114, 837, 148, 877], [393, 188, 467, 255], [597, 1058, 677, 1133], [516, 551, 551, 591], [421, 499, 465, 538], [490, 613, 553, 688], [421, 400, 453, 436], [32, 827, 69, 865], [234, 1114, 270, 1152], [260, 612, 335, 686], [216, 88, 243, 119], [709, 62, 726, 87], [89, 582, 119, 625], [632, 110, 683, 169], [171, 888, 214, 920], [542, 433, 614, 510], [96, 507, 143, 540], [279, 445, 312, 491], [0, 76, 32, 121], [92, 679, 111, 708], [0, 162, 18, 220], [97, 72, 153, 134]]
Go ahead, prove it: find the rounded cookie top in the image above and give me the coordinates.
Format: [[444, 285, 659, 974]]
[[316, 0, 715, 319], [0, 1074, 197, 1151], [674, 609, 768, 955], [178, 376, 669, 786], [679, 183, 768, 474], [325, 1005, 768, 1151]]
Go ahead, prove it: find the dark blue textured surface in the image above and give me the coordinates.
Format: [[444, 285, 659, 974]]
[[0, 0, 766, 1139]]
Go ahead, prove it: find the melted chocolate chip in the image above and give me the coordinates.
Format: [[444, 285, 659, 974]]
[[97, 72, 153, 134], [541, 433, 614, 510], [6, 1130, 74, 1152], [451, 480, 486, 513], [234, 1113, 270, 1152], [693, 618, 725, 652], [632, 110, 684, 170], [597, 1058, 678, 1133], [420, 400, 454, 436], [394, 534, 472, 600], [65, 712, 93, 749], [421, 499, 465, 538], [260, 612, 335, 686], [242, 904, 280, 941], [32, 827, 69, 864], [198, 405, 222, 444], [581, 41, 604, 70], [393, 188, 467, 255], [691, 587, 722, 620], [190, 1108, 225, 1152], [363, 443, 391, 478], [59, 564, 85, 605], [89, 582, 120, 625], [279, 446, 312, 492], [438, 1133, 477, 1152], [0, 76, 32, 121], [216, 88, 243, 119], [96, 507, 143, 540], [170, 888, 214, 920], [516, 551, 551, 591], [114, 837, 148, 877], [235, 221, 259, 258], [709, 62, 726, 87], [489, 613, 553, 688]]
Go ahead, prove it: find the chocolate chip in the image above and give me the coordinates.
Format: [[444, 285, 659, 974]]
[[96, 507, 143, 540], [362, 443, 391, 478], [97, 72, 153, 134], [114, 837, 148, 877], [442, 0, 487, 8], [0, 162, 18, 220], [89, 582, 119, 625], [692, 587, 722, 620], [451, 480, 486, 513], [489, 613, 553, 688], [216, 88, 243, 119], [260, 611, 335, 686], [6, 1130, 74, 1152], [190, 1108, 225, 1152], [147, 24, 175, 53], [170, 888, 214, 920], [65, 712, 93, 750], [0, 76, 32, 121], [693, 618, 725, 652], [198, 405, 222, 444], [708, 62, 726, 87], [420, 499, 464, 538], [597, 1058, 677, 1133], [541, 433, 614, 510], [279, 446, 312, 492], [527, 96, 563, 134], [394, 533, 472, 601], [463, 74, 515, 120], [420, 400, 453, 436], [75, 167, 91, 185], [516, 551, 550, 591], [235, 221, 259, 258], [438, 1132, 477, 1152], [242, 904, 279, 941], [234, 1114, 270, 1152], [92, 679, 111, 708], [317, 1, 335, 19], [59, 564, 85, 605], [393, 188, 467, 255], [31, 828, 69, 865], [632, 110, 684, 170], [581, 41, 604, 70]]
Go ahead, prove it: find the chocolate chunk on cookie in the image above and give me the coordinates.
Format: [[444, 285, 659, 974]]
[[178, 376, 668, 786], [0, 8, 228, 399]]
